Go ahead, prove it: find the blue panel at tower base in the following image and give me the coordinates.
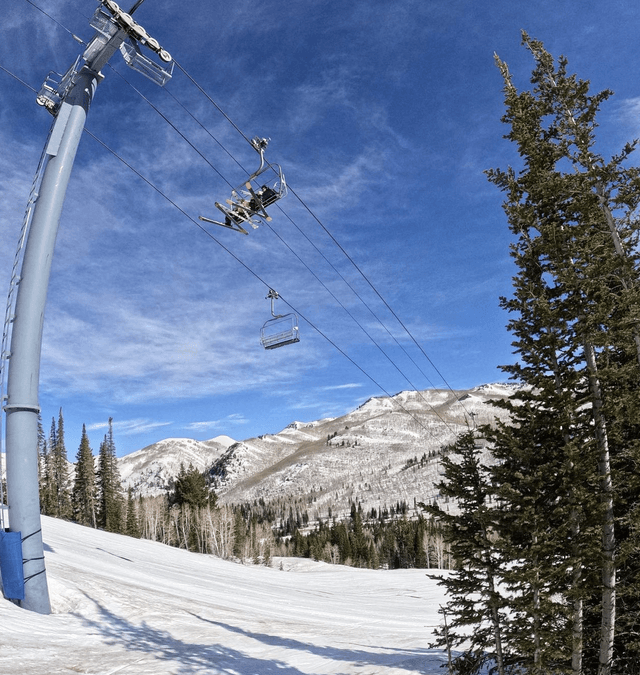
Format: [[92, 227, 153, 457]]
[[0, 530, 25, 601]]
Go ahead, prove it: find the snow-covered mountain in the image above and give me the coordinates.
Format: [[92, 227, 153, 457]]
[[121, 384, 516, 518], [119, 435, 235, 496]]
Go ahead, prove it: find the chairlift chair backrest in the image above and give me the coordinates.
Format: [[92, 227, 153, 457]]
[[260, 314, 300, 350]]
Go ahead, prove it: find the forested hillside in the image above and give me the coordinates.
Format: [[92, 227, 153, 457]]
[[18, 383, 520, 575]]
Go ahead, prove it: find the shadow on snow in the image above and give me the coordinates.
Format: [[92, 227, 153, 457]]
[[75, 594, 304, 675], [74, 594, 448, 674], [193, 613, 447, 674]]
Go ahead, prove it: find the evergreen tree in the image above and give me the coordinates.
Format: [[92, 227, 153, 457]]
[[422, 431, 507, 675], [42, 410, 71, 519], [38, 416, 54, 514], [170, 463, 211, 509], [168, 463, 213, 552], [233, 508, 247, 560], [486, 394, 592, 674], [486, 33, 640, 674], [72, 425, 97, 528], [97, 417, 123, 533], [125, 487, 141, 538], [96, 436, 110, 528], [350, 502, 367, 567]]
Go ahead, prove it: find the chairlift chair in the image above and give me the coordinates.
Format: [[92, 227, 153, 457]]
[[199, 137, 287, 235], [260, 290, 300, 350]]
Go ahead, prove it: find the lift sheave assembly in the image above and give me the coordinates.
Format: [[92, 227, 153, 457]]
[[36, 0, 174, 116], [199, 137, 287, 235]]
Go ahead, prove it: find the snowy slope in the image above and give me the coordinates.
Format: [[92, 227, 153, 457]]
[[0, 516, 450, 675]]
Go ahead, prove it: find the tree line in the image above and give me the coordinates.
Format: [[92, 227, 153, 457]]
[[33, 418, 263, 560], [286, 502, 451, 570], [24, 412, 451, 572], [38, 412, 131, 535], [427, 34, 640, 675]]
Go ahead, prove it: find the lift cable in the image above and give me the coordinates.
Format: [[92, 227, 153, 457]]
[[108, 68, 461, 428], [23, 0, 86, 44], [162, 85, 246, 176], [288, 182, 463, 401], [107, 64, 234, 188], [173, 60, 253, 147], [0, 57, 456, 441], [171, 59, 472, 417], [16, 1, 468, 416], [0, 64, 38, 93], [80, 133, 256, 283], [81, 128, 448, 438], [272, 202, 443, 390], [106, 65, 457, 427], [264, 222, 456, 432]]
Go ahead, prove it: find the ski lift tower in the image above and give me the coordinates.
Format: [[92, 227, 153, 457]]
[[2, 0, 173, 614]]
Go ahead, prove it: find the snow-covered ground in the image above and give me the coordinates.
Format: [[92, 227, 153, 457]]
[[1, 516, 450, 674]]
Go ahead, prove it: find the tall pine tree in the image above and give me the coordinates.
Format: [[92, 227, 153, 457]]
[[423, 431, 508, 675], [97, 417, 123, 533], [72, 424, 97, 528], [486, 33, 640, 675], [37, 415, 54, 513], [125, 487, 141, 538], [42, 410, 71, 519]]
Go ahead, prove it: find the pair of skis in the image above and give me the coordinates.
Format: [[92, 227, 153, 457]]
[[199, 137, 286, 235]]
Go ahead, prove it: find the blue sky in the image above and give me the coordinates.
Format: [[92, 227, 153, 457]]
[[2, 0, 640, 457]]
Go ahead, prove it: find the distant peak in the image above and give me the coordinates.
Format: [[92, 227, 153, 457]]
[[210, 435, 236, 448]]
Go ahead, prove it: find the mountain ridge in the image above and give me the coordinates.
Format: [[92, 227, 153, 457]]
[[120, 383, 516, 519]]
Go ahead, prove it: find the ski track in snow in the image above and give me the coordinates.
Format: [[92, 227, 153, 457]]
[[0, 516, 450, 674]]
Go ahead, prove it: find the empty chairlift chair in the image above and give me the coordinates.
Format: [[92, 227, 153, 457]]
[[260, 290, 300, 350]]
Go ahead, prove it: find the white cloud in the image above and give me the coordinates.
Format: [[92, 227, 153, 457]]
[[182, 420, 221, 431], [39, 291, 317, 403], [86, 418, 173, 436], [319, 383, 362, 391], [226, 414, 249, 424], [615, 97, 640, 137]]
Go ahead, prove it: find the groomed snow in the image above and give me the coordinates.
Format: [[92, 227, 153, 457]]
[[1, 516, 450, 674]]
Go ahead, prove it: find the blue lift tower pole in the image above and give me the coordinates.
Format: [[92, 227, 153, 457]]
[[3, 0, 172, 613]]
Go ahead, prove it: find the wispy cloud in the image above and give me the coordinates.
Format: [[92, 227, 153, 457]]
[[319, 383, 362, 391], [86, 418, 173, 436], [614, 97, 640, 137], [182, 420, 221, 432], [40, 291, 319, 403], [182, 414, 248, 432]]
